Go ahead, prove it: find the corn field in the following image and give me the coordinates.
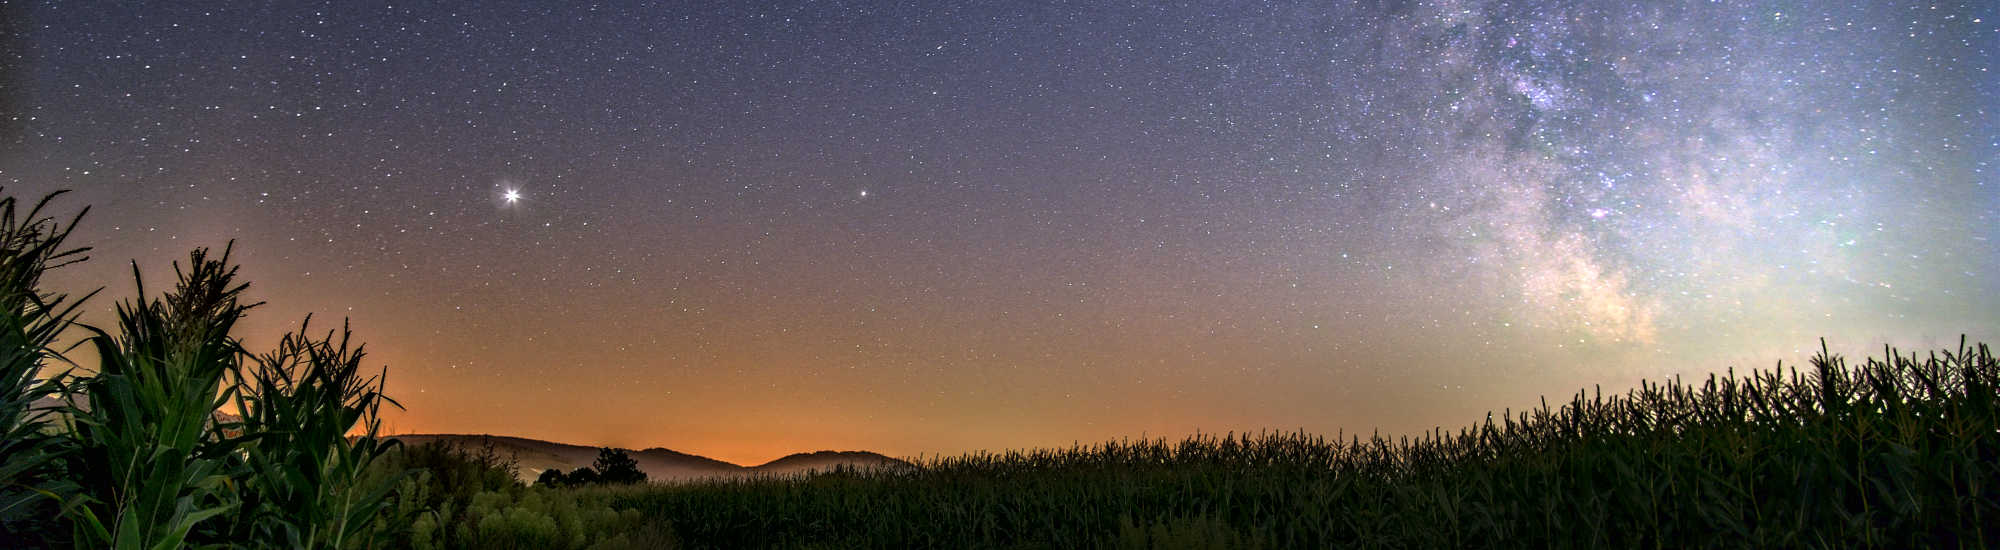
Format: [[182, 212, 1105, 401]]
[[597, 341, 2000, 549]]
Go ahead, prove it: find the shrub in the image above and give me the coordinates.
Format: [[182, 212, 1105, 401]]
[[366, 440, 522, 549], [436, 486, 675, 550], [565, 467, 601, 486], [536, 468, 569, 487]]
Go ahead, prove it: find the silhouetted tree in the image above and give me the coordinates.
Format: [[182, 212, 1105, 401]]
[[593, 448, 647, 485], [534, 468, 567, 487], [565, 466, 600, 485]]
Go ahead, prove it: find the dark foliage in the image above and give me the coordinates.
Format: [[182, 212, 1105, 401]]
[[534, 448, 646, 489], [610, 341, 2000, 549], [373, 440, 520, 514], [535, 468, 567, 487], [0, 190, 89, 548], [362, 440, 522, 549], [0, 190, 409, 549], [565, 466, 601, 486], [593, 448, 647, 485], [227, 317, 403, 548]]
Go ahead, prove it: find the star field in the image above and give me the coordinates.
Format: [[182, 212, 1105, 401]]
[[2, 1, 1995, 464]]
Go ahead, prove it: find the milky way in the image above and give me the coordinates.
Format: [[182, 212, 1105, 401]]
[[3, 1, 1994, 463]]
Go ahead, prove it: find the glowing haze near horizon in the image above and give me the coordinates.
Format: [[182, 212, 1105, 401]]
[[2, 1, 1995, 465]]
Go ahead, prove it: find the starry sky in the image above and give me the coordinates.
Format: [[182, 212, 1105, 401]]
[[3, 1, 1995, 465]]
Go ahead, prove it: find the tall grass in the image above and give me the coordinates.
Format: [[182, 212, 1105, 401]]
[[598, 342, 1999, 549]]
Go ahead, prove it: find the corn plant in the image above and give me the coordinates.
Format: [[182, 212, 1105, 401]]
[[0, 190, 92, 546], [227, 316, 404, 549], [0, 187, 415, 550], [60, 245, 258, 549]]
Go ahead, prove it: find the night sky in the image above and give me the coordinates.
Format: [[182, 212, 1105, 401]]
[[3, 1, 1995, 465]]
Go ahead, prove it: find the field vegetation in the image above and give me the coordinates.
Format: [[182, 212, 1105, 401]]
[[416, 338, 2000, 549], [0, 189, 405, 549], [573, 340, 1998, 549]]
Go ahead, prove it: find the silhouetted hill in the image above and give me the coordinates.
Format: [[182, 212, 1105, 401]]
[[385, 433, 909, 483], [754, 450, 916, 476]]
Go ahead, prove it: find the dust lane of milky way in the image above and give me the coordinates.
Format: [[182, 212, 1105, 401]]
[[2, 1, 1994, 465]]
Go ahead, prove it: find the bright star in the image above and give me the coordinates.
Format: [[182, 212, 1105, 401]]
[[504, 189, 522, 204]]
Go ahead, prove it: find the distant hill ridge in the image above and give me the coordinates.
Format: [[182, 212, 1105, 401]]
[[385, 433, 913, 483]]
